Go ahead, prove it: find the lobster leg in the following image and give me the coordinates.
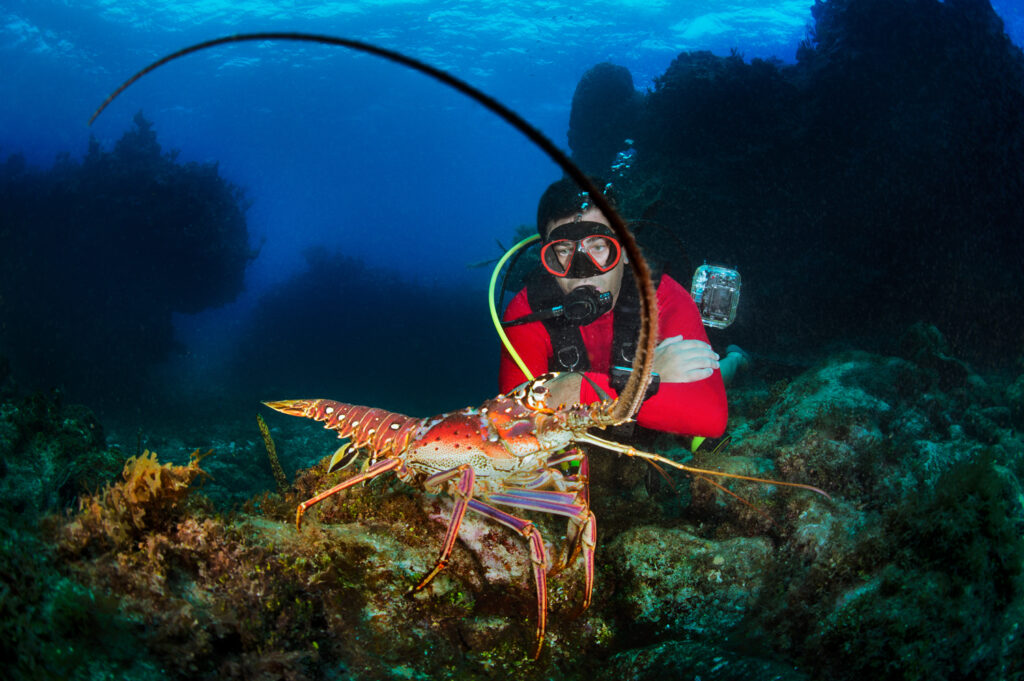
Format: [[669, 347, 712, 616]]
[[568, 507, 597, 611], [411, 464, 475, 592], [466, 498, 549, 660], [487, 489, 596, 612], [296, 457, 403, 529], [572, 452, 591, 508], [556, 454, 594, 596]]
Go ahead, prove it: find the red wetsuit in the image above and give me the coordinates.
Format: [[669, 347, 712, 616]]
[[499, 274, 728, 437]]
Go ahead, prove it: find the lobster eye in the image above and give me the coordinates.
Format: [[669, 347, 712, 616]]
[[525, 381, 552, 410]]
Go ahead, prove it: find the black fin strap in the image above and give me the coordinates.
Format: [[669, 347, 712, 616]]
[[579, 372, 612, 403], [610, 269, 661, 367]]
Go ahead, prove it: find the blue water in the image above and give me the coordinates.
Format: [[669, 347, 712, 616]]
[[1, 0, 842, 297], [2, 0, 1023, 416]]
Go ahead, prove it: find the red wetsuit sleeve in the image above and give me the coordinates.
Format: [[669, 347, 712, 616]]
[[578, 275, 728, 437]]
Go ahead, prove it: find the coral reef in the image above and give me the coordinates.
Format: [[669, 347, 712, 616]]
[[2, 1, 1023, 678], [568, 63, 642, 175]]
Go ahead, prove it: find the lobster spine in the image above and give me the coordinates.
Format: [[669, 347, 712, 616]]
[[262, 399, 423, 458]]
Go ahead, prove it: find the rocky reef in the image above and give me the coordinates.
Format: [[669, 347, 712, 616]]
[[0, 357, 124, 516], [2, 321, 1022, 680]]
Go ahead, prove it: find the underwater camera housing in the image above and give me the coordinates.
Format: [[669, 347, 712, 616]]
[[691, 264, 741, 329]]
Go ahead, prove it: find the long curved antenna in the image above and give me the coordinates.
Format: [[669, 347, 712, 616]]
[[575, 431, 831, 500], [89, 32, 657, 423]]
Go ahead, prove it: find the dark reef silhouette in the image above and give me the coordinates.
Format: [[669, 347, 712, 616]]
[[570, 0, 1024, 366], [228, 247, 495, 419], [0, 112, 253, 409]]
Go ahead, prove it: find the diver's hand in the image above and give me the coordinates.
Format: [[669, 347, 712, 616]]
[[653, 336, 720, 383]]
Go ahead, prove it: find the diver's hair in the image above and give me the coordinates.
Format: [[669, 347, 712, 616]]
[[536, 176, 618, 238]]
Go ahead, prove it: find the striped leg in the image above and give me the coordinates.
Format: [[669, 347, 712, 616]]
[[570, 507, 596, 611], [519, 449, 592, 574], [467, 498, 549, 659], [296, 457, 402, 529], [486, 488, 596, 614], [559, 453, 593, 577], [411, 464, 476, 592]]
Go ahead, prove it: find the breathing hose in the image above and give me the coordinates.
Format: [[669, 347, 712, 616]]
[[487, 234, 540, 381]]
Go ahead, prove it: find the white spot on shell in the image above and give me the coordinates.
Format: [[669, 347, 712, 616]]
[[325, 406, 335, 414]]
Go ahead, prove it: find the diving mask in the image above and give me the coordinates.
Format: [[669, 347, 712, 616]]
[[541, 221, 622, 279]]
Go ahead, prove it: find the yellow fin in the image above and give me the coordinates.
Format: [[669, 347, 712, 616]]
[[328, 443, 361, 473]]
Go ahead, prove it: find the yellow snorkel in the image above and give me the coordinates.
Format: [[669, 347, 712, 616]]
[[488, 233, 540, 381]]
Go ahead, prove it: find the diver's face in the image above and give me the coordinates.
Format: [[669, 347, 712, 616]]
[[544, 207, 627, 305]]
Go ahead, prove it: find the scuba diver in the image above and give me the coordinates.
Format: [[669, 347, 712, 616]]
[[499, 177, 744, 439]]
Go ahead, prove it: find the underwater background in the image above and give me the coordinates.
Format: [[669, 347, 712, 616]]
[[3, 0, 1024, 679]]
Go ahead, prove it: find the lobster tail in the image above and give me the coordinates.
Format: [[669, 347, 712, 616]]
[[262, 399, 422, 458], [262, 399, 318, 418]]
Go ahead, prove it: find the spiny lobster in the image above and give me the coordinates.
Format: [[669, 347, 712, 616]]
[[264, 376, 828, 659], [91, 31, 830, 660]]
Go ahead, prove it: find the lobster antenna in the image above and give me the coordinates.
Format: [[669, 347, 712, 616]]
[[89, 32, 657, 421], [576, 432, 832, 500]]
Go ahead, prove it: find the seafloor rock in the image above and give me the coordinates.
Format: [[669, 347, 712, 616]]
[[596, 639, 809, 681], [898, 321, 980, 391], [715, 339, 1016, 508], [0, 388, 122, 514], [49, 452, 614, 680], [708, 331, 1024, 680], [605, 526, 771, 639], [798, 454, 1024, 680]]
